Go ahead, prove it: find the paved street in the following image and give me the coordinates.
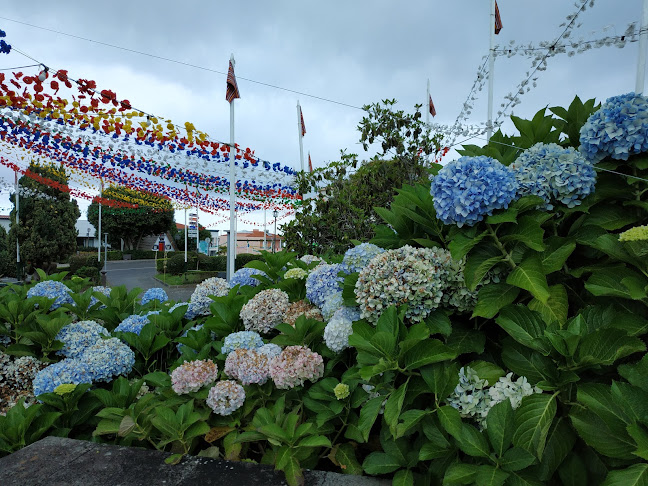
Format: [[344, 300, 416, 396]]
[[104, 259, 196, 302]]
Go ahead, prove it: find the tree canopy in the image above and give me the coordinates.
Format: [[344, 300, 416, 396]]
[[87, 186, 175, 250], [8, 162, 80, 271], [282, 99, 441, 254]]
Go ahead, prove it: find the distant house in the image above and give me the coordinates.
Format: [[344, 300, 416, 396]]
[[76, 219, 176, 252], [218, 229, 282, 255], [0, 215, 9, 232]]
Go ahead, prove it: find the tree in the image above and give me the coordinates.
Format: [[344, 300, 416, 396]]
[[87, 186, 174, 250], [282, 100, 441, 254], [8, 162, 80, 272]]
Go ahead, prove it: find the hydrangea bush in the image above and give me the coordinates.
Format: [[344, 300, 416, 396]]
[[27, 281, 74, 310], [342, 243, 385, 273], [229, 268, 267, 289], [141, 287, 168, 305], [305, 263, 347, 308]]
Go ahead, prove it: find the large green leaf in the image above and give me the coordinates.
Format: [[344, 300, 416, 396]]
[[501, 339, 559, 386], [541, 236, 576, 273], [512, 394, 557, 460], [472, 283, 520, 319], [443, 462, 478, 485], [534, 417, 576, 481], [601, 464, 648, 486], [465, 244, 504, 290], [506, 254, 550, 304], [362, 452, 404, 475], [570, 408, 636, 459], [474, 465, 510, 486], [384, 381, 408, 436], [496, 305, 552, 355], [448, 227, 488, 260], [486, 399, 514, 456], [457, 423, 491, 458], [585, 267, 648, 300], [500, 215, 546, 252], [574, 329, 645, 368], [403, 339, 455, 370], [528, 284, 568, 327]]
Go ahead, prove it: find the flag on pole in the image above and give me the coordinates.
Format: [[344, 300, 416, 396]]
[[494, 1, 503, 35], [226, 59, 240, 103], [308, 152, 313, 172], [429, 95, 436, 117], [300, 106, 306, 136]]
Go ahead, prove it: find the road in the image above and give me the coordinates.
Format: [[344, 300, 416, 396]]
[[104, 259, 195, 302]]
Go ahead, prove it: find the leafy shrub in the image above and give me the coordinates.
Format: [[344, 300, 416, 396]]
[[165, 254, 187, 275], [75, 266, 100, 284], [235, 253, 263, 270]]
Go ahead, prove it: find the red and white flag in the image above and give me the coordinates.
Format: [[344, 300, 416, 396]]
[[300, 106, 306, 136], [226, 59, 240, 103], [429, 95, 436, 117], [494, 1, 503, 35], [308, 152, 313, 172]]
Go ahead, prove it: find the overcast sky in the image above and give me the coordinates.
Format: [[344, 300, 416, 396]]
[[0, 0, 643, 232]]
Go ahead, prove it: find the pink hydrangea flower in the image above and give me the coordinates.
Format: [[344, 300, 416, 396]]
[[170, 359, 219, 395], [224, 348, 270, 385], [269, 345, 324, 390], [207, 380, 246, 415]]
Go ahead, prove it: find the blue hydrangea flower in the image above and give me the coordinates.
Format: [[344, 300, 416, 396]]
[[342, 243, 385, 273], [512, 143, 596, 209], [257, 343, 282, 359], [580, 92, 648, 163], [141, 287, 168, 305], [55, 320, 109, 359], [33, 359, 93, 396], [430, 156, 519, 227], [27, 281, 74, 310], [80, 338, 135, 382], [89, 286, 111, 309], [324, 306, 360, 353], [306, 263, 348, 308], [230, 267, 267, 288], [321, 291, 344, 321], [221, 331, 264, 355], [114, 314, 151, 335]]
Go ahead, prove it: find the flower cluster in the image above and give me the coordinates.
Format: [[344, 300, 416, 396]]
[[580, 92, 648, 163], [324, 307, 360, 353], [80, 338, 135, 383], [342, 243, 385, 273], [33, 359, 94, 396], [114, 314, 151, 335], [619, 225, 648, 242], [55, 320, 109, 359], [441, 258, 479, 314], [0, 353, 47, 414], [488, 373, 542, 410], [299, 255, 323, 266], [240, 289, 289, 334], [141, 287, 168, 305], [221, 331, 265, 355], [269, 345, 324, 389], [306, 263, 347, 308], [171, 359, 219, 394], [283, 300, 323, 326], [257, 343, 282, 359], [224, 348, 270, 385], [206, 380, 245, 415], [27, 281, 74, 310], [284, 267, 308, 280], [355, 245, 452, 324], [511, 143, 596, 209], [189, 277, 230, 316], [321, 292, 344, 321], [334, 383, 350, 400], [230, 267, 267, 289], [430, 156, 519, 227]]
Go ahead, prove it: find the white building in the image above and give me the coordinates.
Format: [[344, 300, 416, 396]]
[[0, 215, 9, 232]]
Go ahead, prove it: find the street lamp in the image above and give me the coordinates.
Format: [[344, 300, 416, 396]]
[[272, 210, 278, 253]]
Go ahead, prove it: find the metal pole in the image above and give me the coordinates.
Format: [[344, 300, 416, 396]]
[[184, 189, 188, 263], [103, 233, 108, 273], [297, 101, 305, 173], [196, 209, 200, 253], [426, 79, 430, 126], [486, 0, 496, 141], [273, 210, 278, 253], [98, 179, 102, 262], [263, 208, 267, 250], [227, 54, 237, 282], [637, 0, 648, 94], [15, 171, 20, 273]]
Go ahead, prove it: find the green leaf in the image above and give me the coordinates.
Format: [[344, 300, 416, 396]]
[[465, 244, 504, 290], [457, 423, 491, 458], [352, 396, 384, 443], [297, 435, 331, 448], [486, 399, 514, 456], [581, 205, 641, 230], [467, 361, 505, 386], [395, 409, 428, 439], [601, 464, 648, 486], [384, 381, 408, 436], [474, 465, 510, 486], [557, 454, 588, 486], [403, 339, 455, 370], [585, 267, 645, 300], [425, 310, 452, 337], [500, 215, 546, 252], [445, 328, 486, 357], [575, 329, 645, 368], [506, 254, 550, 304], [392, 468, 415, 486], [333, 443, 363, 475], [500, 447, 536, 472], [619, 354, 648, 392], [528, 284, 568, 327], [541, 237, 576, 274], [443, 463, 478, 485], [496, 305, 552, 355], [449, 228, 488, 260], [362, 452, 403, 475], [501, 339, 559, 386], [512, 394, 557, 460], [420, 361, 460, 398], [534, 417, 577, 481], [438, 405, 463, 440], [472, 283, 520, 319], [570, 408, 636, 460]]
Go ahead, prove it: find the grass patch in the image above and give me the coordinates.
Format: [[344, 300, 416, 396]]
[[156, 271, 221, 285]]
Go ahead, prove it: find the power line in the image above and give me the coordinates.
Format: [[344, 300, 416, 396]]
[[0, 63, 39, 71], [0, 15, 364, 110]]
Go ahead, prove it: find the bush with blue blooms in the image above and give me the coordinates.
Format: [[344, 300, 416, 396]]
[[27, 281, 75, 310], [141, 287, 168, 305], [33, 359, 94, 396], [430, 155, 519, 227], [114, 314, 151, 335], [221, 330, 265, 355], [512, 143, 596, 209], [580, 92, 648, 163], [230, 267, 267, 289], [79, 338, 135, 382], [342, 243, 385, 273], [305, 263, 348, 308], [55, 320, 109, 359]]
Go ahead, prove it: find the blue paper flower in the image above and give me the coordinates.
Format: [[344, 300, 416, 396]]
[[430, 156, 519, 227], [580, 92, 648, 163], [230, 267, 267, 289], [342, 243, 385, 273], [306, 263, 348, 308], [512, 143, 596, 209], [27, 281, 75, 310], [141, 287, 168, 305]]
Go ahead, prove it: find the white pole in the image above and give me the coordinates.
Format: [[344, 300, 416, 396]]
[[426, 79, 430, 126], [14, 171, 19, 264], [184, 187, 187, 263], [227, 54, 237, 282], [487, 0, 496, 141], [297, 101, 305, 173], [263, 208, 267, 250], [196, 208, 200, 253], [636, 0, 648, 94], [98, 179, 102, 262]]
